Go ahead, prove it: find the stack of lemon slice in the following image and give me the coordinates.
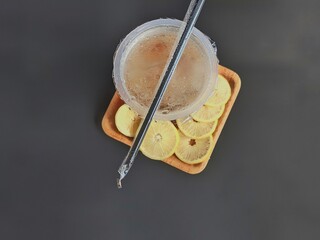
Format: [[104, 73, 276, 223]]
[[114, 74, 231, 165]]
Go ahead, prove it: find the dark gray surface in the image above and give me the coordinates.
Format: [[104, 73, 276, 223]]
[[1, 0, 320, 239]]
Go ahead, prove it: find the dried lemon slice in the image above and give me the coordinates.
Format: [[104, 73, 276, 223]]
[[175, 131, 214, 164], [191, 105, 225, 123], [115, 104, 141, 137], [176, 117, 217, 139], [205, 75, 231, 107], [140, 120, 179, 160]]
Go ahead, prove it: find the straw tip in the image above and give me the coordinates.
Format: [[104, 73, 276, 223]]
[[117, 178, 122, 189]]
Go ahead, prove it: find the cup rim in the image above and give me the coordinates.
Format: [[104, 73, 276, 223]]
[[113, 18, 218, 120]]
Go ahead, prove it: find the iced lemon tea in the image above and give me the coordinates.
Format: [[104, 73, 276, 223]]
[[113, 19, 218, 120], [124, 27, 211, 114]]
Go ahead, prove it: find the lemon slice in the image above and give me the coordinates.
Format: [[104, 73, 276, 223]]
[[175, 131, 214, 164], [176, 117, 217, 139], [191, 105, 225, 123], [140, 120, 179, 160], [115, 104, 141, 137], [205, 75, 231, 107]]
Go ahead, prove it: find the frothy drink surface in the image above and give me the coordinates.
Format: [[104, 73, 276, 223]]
[[123, 27, 211, 114]]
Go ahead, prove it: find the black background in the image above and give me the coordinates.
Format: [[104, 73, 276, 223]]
[[1, 0, 320, 239]]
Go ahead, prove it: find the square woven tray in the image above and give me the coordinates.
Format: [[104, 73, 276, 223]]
[[102, 65, 241, 174]]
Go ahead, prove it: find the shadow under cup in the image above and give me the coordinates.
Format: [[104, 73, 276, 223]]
[[113, 18, 219, 121]]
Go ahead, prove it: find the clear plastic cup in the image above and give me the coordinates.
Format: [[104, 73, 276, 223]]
[[113, 18, 218, 121]]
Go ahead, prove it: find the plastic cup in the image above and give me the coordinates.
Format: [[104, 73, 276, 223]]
[[113, 18, 218, 121]]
